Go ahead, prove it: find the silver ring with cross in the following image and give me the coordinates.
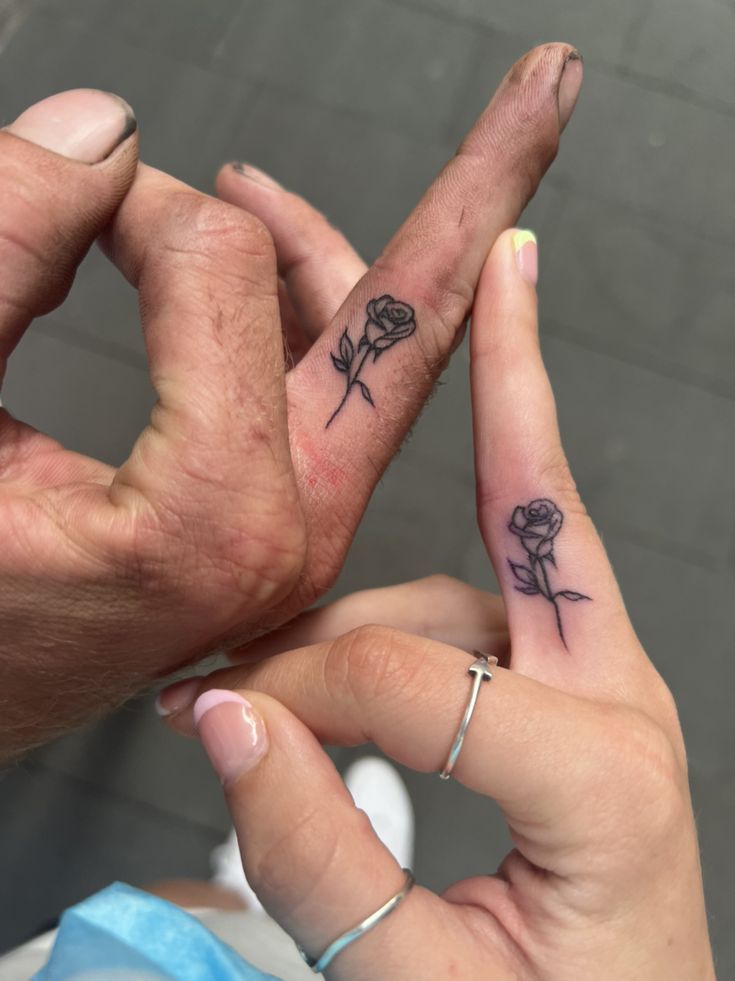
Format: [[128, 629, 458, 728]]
[[439, 651, 498, 781]]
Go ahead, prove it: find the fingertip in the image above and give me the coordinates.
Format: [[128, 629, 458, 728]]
[[475, 228, 538, 327]]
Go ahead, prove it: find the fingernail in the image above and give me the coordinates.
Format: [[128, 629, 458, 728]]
[[558, 51, 583, 132], [231, 161, 282, 189], [6, 89, 137, 164], [194, 690, 268, 786], [512, 229, 538, 286], [155, 677, 200, 717]]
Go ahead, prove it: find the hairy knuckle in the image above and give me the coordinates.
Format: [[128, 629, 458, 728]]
[[154, 192, 276, 277]]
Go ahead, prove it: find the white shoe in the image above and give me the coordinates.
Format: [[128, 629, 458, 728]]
[[210, 755, 415, 910], [343, 756, 414, 870]]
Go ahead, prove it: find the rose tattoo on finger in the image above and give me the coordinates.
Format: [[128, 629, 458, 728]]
[[326, 295, 416, 428], [508, 499, 591, 647]]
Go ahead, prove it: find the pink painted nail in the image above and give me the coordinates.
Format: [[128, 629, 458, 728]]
[[7, 89, 136, 163], [194, 690, 268, 786], [512, 230, 538, 286], [155, 677, 201, 717]]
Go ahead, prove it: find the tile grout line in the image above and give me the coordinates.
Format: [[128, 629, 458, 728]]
[[392, 0, 735, 122]]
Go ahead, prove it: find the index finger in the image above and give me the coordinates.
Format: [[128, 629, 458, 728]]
[[164, 626, 676, 877], [469, 229, 678, 720], [288, 44, 583, 551], [100, 166, 305, 616]]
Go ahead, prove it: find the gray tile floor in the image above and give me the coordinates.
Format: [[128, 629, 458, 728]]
[[0, 0, 733, 973]]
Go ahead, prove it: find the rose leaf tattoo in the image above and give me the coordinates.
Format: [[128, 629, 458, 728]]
[[507, 499, 591, 647], [326, 295, 416, 428]]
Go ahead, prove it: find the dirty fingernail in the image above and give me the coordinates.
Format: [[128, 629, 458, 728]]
[[558, 52, 583, 132], [7, 89, 137, 163], [231, 161, 282, 189]]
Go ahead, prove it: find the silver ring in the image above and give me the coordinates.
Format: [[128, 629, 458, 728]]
[[296, 868, 415, 973], [440, 651, 498, 780]]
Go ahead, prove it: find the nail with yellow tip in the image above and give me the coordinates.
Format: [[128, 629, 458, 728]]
[[512, 229, 538, 286]]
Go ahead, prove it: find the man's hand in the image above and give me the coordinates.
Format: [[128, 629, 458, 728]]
[[0, 45, 582, 758]]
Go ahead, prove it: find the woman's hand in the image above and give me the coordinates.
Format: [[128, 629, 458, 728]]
[[162, 230, 714, 979], [0, 45, 582, 759]]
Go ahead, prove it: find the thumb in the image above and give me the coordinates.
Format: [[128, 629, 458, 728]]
[[0, 89, 138, 383], [194, 689, 468, 980]]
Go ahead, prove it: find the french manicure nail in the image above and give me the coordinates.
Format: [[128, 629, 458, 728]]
[[231, 161, 282, 189], [155, 677, 201, 717], [194, 690, 268, 786], [558, 51, 583, 132], [512, 229, 538, 286], [6, 89, 136, 164]]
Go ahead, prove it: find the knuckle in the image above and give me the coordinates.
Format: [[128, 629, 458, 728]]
[[330, 625, 426, 708], [602, 710, 687, 839], [368, 254, 471, 368], [477, 454, 584, 519], [536, 453, 584, 511], [418, 573, 464, 593], [190, 513, 307, 612], [420, 274, 474, 360], [250, 803, 376, 911], [119, 493, 306, 620], [154, 192, 276, 278], [250, 804, 335, 905]]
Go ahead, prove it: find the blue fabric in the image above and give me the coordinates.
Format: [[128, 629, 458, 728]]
[[33, 882, 283, 980]]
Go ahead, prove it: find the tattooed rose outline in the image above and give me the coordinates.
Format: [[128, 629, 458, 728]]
[[509, 499, 563, 561], [326, 295, 417, 427], [507, 498, 591, 647], [362, 296, 417, 357]]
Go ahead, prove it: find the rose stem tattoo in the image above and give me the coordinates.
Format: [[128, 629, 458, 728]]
[[507, 499, 591, 648], [325, 295, 416, 428]]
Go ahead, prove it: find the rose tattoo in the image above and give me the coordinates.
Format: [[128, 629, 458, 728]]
[[326, 295, 416, 428], [508, 499, 591, 647]]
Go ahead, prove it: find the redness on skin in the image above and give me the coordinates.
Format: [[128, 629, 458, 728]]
[[294, 428, 350, 490]]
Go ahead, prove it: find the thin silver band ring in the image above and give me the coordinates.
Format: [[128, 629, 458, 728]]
[[297, 868, 415, 973], [440, 651, 498, 780]]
